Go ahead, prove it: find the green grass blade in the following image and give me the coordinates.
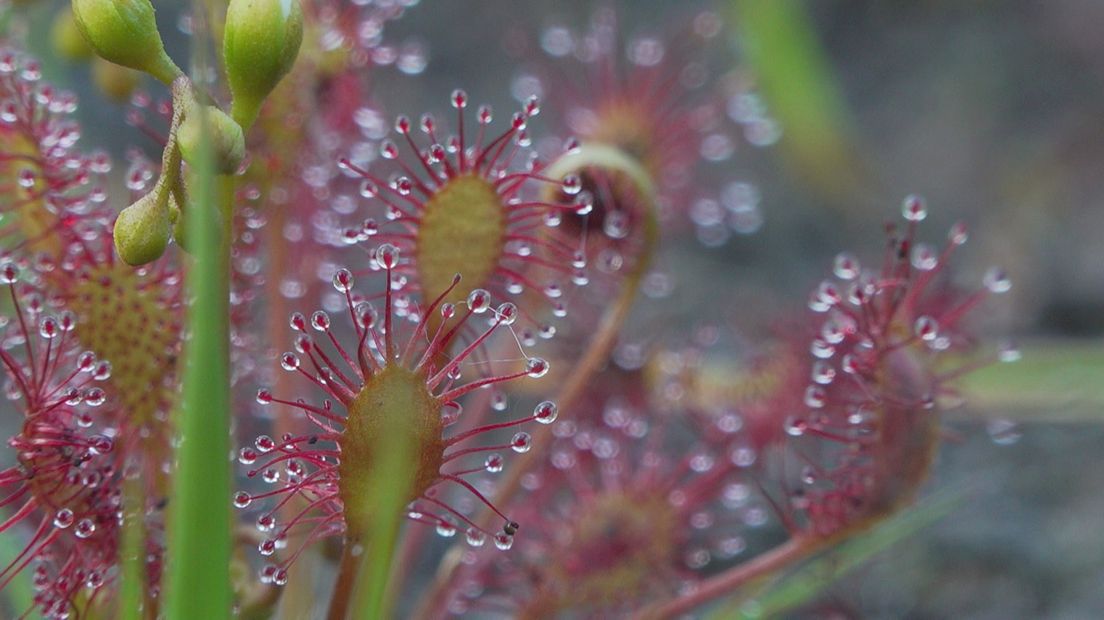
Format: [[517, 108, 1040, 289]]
[[708, 488, 964, 619], [0, 529, 38, 618], [961, 340, 1104, 422], [730, 0, 862, 200]]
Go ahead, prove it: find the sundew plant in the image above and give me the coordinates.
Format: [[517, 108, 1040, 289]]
[[2, 0, 1095, 618]]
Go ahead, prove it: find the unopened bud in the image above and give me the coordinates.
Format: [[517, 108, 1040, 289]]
[[168, 193, 188, 254], [51, 8, 93, 61], [71, 0, 181, 84], [91, 57, 140, 102], [178, 105, 246, 175], [223, 0, 303, 128], [114, 190, 170, 265]]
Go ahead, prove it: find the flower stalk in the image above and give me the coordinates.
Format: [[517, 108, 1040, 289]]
[[163, 102, 235, 619]]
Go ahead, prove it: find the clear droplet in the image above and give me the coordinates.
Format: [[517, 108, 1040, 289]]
[[510, 432, 532, 453], [74, 518, 95, 539], [525, 357, 549, 378], [533, 400, 558, 424], [901, 194, 927, 221], [53, 509, 75, 529], [983, 267, 1011, 294]]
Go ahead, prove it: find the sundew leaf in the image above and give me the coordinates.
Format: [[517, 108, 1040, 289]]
[[706, 487, 964, 619]]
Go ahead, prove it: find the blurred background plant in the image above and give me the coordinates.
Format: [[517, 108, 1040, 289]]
[[0, 0, 1101, 618]]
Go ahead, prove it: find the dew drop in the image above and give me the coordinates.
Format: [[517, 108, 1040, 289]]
[[92, 361, 111, 381], [493, 532, 513, 550], [804, 386, 827, 409], [784, 416, 808, 437], [495, 302, 518, 325], [811, 361, 836, 385], [998, 341, 1022, 363], [238, 447, 257, 465], [810, 339, 835, 360], [948, 222, 969, 245], [436, 521, 457, 538], [510, 432, 532, 453], [451, 89, 468, 109], [467, 289, 491, 313], [911, 243, 938, 271], [0, 264, 17, 284], [816, 280, 841, 307], [16, 168, 36, 189], [983, 267, 1011, 293], [465, 528, 486, 547], [259, 564, 277, 584], [310, 311, 331, 331], [38, 316, 59, 339], [914, 315, 939, 341], [901, 194, 927, 222], [833, 253, 860, 280], [74, 518, 95, 539], [256, 515, 276, 532], [375, 243, 400, 269], [332, 268, 354, 293], [561, 174, 581, 196], [84, 387, 106, 407], [255, 435, 276, 453], [525, 357, 549, 378], [234, 492, 252, 509], [484, 453, 504, 473], [258, 539, 276, 556], [54, 508, 75, 529], [533, 400, 558, 424], [987, 419, 1022, 445]]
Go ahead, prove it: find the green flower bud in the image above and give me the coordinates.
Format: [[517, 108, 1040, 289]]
[[178, 105, 246, 175], [51, 8, 93, 61], [91, 56, 141, 102], [168, 192, 192, 254], [70, 0, 181, 84], [224, 0, 304, 129], [114, 190, 171, 265]]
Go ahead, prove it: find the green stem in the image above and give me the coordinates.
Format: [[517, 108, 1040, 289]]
[[118, 476, 147, 620], [163, 101, 235, 619]]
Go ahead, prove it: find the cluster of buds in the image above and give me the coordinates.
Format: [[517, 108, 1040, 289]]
[[68, 0, 303, 265]]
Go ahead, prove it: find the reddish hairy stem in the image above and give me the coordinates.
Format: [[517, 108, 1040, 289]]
[[326, 544, 363, 620], [633, 537, 823, 619]]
